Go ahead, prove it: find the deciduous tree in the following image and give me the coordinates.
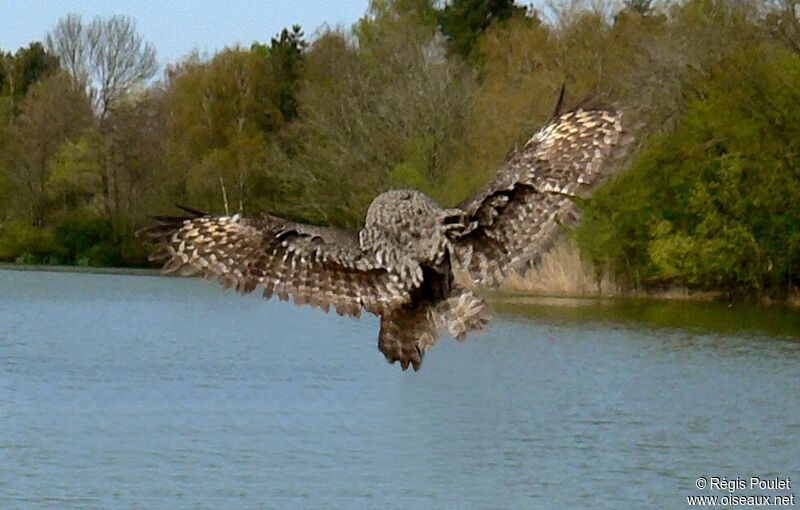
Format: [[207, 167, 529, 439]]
[[8, 73, 93, 225]]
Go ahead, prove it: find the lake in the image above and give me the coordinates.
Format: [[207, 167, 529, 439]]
[[2, 269, 799, 509]]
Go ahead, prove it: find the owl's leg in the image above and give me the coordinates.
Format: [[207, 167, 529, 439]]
[[377, 288, 491, 371], [430, 287, 492, 341]]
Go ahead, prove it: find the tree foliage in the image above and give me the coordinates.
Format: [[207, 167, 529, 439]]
[[577, 44, 800, 298], [438, 0, 527, 58], [0, 42, 59, 114], [7, 73, 93, 225], [254, 24, 307, 121], [0, 1, 799, 304], [297, 18, 475, 226]]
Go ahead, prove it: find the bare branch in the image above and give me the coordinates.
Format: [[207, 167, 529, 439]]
[[46, 14, 157, 117]]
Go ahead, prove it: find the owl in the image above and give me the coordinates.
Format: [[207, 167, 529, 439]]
[[138, 106, 638, 371]]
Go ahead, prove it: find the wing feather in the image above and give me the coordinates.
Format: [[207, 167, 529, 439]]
[[455, 107, 639, 286], [137, 210, 414, 316]]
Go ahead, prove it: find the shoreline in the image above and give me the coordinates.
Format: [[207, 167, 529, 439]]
[[0, 263, 161, 277], [3, 263, 798, 309]]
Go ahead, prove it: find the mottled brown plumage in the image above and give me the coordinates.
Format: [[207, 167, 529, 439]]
[[455, 108, 637, 285], [137, 106, 638, 371]]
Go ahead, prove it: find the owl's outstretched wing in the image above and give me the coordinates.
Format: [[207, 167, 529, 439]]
[[136, 208, 413, 316], [454, 107, 639, 286]]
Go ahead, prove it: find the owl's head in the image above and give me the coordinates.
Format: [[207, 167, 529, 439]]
[[364, 189, 441, 229]]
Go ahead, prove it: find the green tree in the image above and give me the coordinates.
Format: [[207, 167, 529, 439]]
[[252, 25, 307, 122], [577, 44, 800, 297], [166, 47, 283, 214], [46, 134, 102, 214], [7, 73, 93, 226], [438, 0, 527, 58], [441, 15, 557, 204], [297, 19, 475, 226], [0, 43, 59, 115], [356, 0, 440, 40], [46, 13, 159, 240], [105, 91, 168, 229]]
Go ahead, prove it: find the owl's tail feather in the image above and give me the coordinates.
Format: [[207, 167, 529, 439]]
[[378, 287, 491, 371], [378, 311, 434, 371]]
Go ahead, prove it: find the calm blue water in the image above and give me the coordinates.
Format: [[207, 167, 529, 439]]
[[2, 270, 799, 509]]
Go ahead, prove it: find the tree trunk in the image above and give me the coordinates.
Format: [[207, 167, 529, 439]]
[[219, 174, 230, 215]]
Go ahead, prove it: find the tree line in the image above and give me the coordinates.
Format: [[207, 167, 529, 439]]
[[1, 0, 799, 301]]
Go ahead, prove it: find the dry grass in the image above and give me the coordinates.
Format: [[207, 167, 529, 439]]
[[496, 239, 722, 301], [500, 238, 617, 296], [459, 240, 797, 305]]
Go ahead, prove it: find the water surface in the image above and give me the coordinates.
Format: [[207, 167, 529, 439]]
[[2, 270, 799, 509]]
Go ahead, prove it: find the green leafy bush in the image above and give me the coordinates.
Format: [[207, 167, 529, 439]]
[[577, 45, 800, 298], [52, 213, 113, 264], [0, 221, 59, 262], [84, 242, 122, 267]]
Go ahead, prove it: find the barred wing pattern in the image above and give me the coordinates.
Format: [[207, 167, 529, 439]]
[[455, 108, 637, 286], [136, 105, 641, 371], [137, 209, 414, 317]]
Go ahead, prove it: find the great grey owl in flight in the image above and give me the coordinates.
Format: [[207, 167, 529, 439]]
[[138, 106, 638, 371]]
